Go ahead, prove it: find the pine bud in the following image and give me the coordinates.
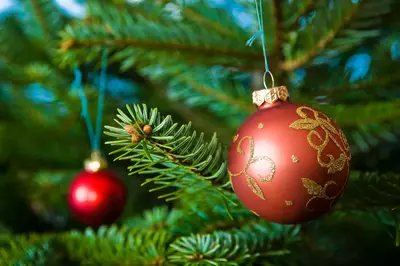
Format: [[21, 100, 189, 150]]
[[131, 134, 141, 143], [124, 125, 135, 134], [60, 39, 75, 51], [143, 125, 152, 135]]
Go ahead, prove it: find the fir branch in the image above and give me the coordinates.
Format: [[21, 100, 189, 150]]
[[271, 0, 285, 69], [318, 99, 400, 127], [29, 0, 52, 41], [283, 0, 317, 29], [0, 226, 175, 265], [337, 171, 400, 211], [0, 223, 299, 265], [280, 2, 360, 71], [124, 206, 185, 232], [157, 0, 244, 39], [280, 0, 393, 71], [58, 3, 261, 70], [168, 222, 299, 265], [164, 66, 253, 126], [104, 104, 231, 201], [0, 16, 47, 66], [173, 193, 260, 235], [22, 0, 68, 42]]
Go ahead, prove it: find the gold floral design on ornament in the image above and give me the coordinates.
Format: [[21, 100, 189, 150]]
[[250, 210, 260, 217], [289, 106, 351, 174], [285, 200, 293, 206], [301, 178, 340, 211], [232, 134, 239, 143], [228, 136, 276, 200]]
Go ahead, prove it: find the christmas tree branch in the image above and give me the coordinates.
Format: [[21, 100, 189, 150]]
[[280, 0, 393, 71], [25, 0, 68, 42], [169, 222, 297, 265], [104, 104, 231, 202], [0, 17, 47, 66], [283, 0, 316, 29], [280, 2, 360, 71], [58, 2, 262, 70], [336, 171, 400, 211], [28, 0, 52, 41], [271, 0, 285, 80], [161, 65, 254, 128], [0, 221, 299, 265]]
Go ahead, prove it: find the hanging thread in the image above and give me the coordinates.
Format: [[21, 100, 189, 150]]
[[72, 49, 109, 151], [246, 0, 269, 72]]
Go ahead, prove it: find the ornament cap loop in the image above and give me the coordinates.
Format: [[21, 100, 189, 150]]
[[84, 150, 108, 172], [252, 86, 290, 107], [263, 70, 274, 89]]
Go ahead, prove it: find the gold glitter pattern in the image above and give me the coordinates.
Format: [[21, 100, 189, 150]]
[[252, 86, 289, 106], [289, 106, 351, 174], [228, 136, 276, 200], [232, 134, 239, 143], [250, 210, 260, 217], [258, 123, 264, 129], [301, 178, 340, 211], [291, 155, 299, 163], [285, 200, 293, 206]]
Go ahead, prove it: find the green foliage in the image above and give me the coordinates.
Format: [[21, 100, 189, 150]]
[[0, 217, 299, 265], [58, 0, 259, 70], [339, 171, 400, 210], [281, 0, 394, 70], [105, 104, 229, 201]]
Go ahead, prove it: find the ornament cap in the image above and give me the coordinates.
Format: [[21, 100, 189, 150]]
[[252, 86, 289, 108], [84, 150, 108, 173]]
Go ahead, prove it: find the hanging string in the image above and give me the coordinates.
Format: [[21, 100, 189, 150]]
[[246, 0, 269, 72], [94, 49, 109, 151], [72, 49, 109, 151]]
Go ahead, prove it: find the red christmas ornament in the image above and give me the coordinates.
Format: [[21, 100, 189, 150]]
[[228, 86, 351, 224], [68, 152, 126, 227]]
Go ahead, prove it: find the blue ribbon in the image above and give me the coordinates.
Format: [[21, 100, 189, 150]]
[[72, 49, 108, 151], [246, 0, 269, 71]]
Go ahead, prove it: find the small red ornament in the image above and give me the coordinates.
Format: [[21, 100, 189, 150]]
[[68, 152, 126, 227], [228, 86, 351, 224]]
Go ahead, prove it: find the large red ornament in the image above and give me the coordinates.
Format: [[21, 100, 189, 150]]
[[68, 152, 126, 227], [228, 86, 351, 224]]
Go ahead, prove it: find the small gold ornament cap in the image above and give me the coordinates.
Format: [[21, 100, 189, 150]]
[[252, 86, 289, 106], [84, 150, 108, 173], [251, 71, 289, 107]]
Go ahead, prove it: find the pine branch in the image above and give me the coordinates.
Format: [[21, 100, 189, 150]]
[[154, 0, 245, 39], [0, 16, 47, 66], [283, 0, 317, 29], [163, 65, 253, 128], [104, 104, 231, 202], [337, 171, 400, 211], [319, 99, 400, 127], [58, 2, 262, 70], [29, 0, 52, 41], [0, 221, 299, 265], [280, 0, 393, 71], [168, 222, 299, 265], [271, 0, 285, 73], [0, 227, 175, 265], [280, 1, 360, 71], [22, 0, 68, 43]]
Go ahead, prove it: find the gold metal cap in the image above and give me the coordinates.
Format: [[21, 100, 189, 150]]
[[84, 150, 108, 173], [252, 86, 289, 106]]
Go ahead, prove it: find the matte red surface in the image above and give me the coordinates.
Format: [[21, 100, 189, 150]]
[[68, 169, 126, 227], [228, 101, 351, 224]]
